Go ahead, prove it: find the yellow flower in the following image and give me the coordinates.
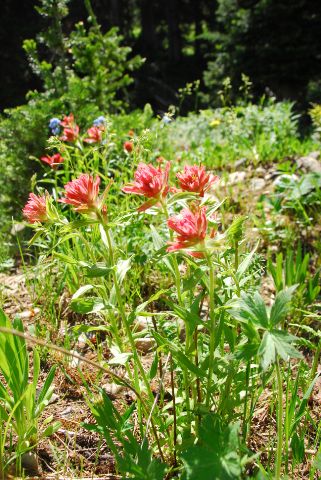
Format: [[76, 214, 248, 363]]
[[209, 118, 221, 128]]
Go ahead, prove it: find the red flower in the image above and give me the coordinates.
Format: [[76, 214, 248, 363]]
[[176, 165, 218, 197], [60, 174, 101, 213], [22, 193, 48, 224], [124, 141, 133, 153], [40, 153, 64, 169], [122, 162, 170, 211], [60, 113, 79, 142], [167, 206, 207, 255], [84, 126, 103, 144], [61, 113, 76, 128]]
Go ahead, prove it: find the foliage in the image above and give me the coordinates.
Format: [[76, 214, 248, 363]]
[[0, 0, 143, 247], [0, 309, 59, 475]]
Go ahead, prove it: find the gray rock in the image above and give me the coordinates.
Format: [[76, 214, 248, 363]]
[[249, 177, 266, 190], [297, 152, 321, 173], [21, 452, 40, 476], [225, 171, 247, 186], [234, 158, 247, 168], [135, 337, 155, 354], [102, 382, 124, 397]]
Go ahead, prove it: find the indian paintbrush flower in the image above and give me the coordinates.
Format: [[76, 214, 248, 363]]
[[122, 162, 170, 211], [60, 174, 101, 214], [123, 141, 134, 153], [40, 153, 64, 169], [22, 193, 49, 224], [167, 206, 207, 256], [176, 165, 218, 197], [60, 113, 79, 142], [84, 126, 103, 144]]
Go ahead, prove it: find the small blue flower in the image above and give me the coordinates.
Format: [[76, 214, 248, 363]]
[[93, 115, 106, 127], [162, 115, 172, 124], [49, 117, 61, 135]]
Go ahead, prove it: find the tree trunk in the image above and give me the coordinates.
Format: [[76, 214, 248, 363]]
[[166, 0, 181, 61]]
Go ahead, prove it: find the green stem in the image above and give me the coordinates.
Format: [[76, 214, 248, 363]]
[[234, 239, 239, 271], [242, 362, 250, 440], [206, 255, 216, 408], [275, 358, 283, 480], [310, 339, 321, 382], [102, 222, 153, 401], [170, 355, 177, 466]]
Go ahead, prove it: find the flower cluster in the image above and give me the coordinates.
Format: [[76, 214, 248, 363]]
[[23, 193, 48, 224], [60, 114, 80, 142], [123, 162, 218, 255], [60, 174, 101, 214], [41, 153, 64, 169], [49, 117, 61, 136], [176, 165, 218, 197], [122, 162, 170, 211], [167, 206, 207, 257]]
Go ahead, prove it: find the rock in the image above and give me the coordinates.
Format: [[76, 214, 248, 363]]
[[297, 152, 321, 173], [21, 452, 40, 476], [61, 406, 74, 418], [135, 315, 154, 332], [18, 307, 40, 319], [102, 382, 124, 398], [48, 393, 59, 405], [224, 171, 247, 186], [135, 337, 155, 354], [234, 158, 247, 168], [273, 173, 298, 187], [69, 349, 81, 368], [249, 177, 266, 190], [254, 167, 267, 177]]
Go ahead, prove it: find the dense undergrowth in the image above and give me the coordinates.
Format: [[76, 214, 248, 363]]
[[1, 2, 321, 479], [0, 103, 320, 479]]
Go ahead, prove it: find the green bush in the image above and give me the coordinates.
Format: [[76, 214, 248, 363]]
[[0, 0, 143, 249]]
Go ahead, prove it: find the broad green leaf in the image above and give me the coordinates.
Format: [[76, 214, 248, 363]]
[[71, 297, 106, 314], [72, 284, 94, 299], [236, 241, 259, 279], [152, 331, 205, 378], [270, 285, 297, 325]]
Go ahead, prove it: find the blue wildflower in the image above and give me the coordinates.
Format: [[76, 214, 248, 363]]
[[162, 115, 172, 124], [93, 116, 106, 127], [49, 117, 61, 135]]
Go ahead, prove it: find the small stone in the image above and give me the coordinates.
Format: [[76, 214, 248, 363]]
[[273, 173, 298, 187], [255, 167, 267, 177], [297, 152, 321, 173], [69, 349, 81, 368], [21, 452, 40, 476], [102, 382, 124, 397], [18, 307, 40, 319], [224, 171, 247, 186], [48, 393, 59, 405], [61, 406, 74, 418], [249, 177, 266, 190], [234, 158, 247, 168], [135, 337, 155, 354], [135, 316, 154, 332]]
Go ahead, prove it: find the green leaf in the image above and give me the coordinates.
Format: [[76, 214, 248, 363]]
[[71, 297, 107, 314], [72, 284, 94, 299], [152, 331, 205, 378], [258, 330, 302, 371], [236, 242, 259, 279], [270, 285, 297, 325], [181, 415, 243, 480]]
